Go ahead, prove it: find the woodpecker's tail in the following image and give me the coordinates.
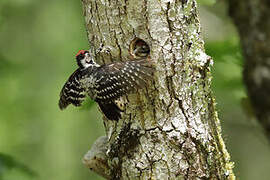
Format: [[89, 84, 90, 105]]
[[97, 101, 122, 121]]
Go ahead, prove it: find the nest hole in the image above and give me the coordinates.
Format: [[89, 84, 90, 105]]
[[129, 38, 150, 59]]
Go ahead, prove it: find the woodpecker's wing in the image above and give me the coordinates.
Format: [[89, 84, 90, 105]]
[[59, 69, 86, 109], [94, 59, 154, 102]]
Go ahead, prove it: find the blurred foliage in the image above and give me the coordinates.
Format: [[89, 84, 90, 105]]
[[80, 97, 96, 111], [205, 38, 243, 65], [0, 54, 12, 74], [0, 0, 269, 180], [205, 38, 244, 91], [197, 0, 216, 6], [0, 0, 104, 180], [0, 153, 36, 179]]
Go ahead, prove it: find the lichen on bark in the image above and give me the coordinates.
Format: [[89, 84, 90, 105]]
[[81, 0, 235, 179]]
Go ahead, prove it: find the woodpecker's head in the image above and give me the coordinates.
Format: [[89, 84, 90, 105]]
[[75, 50, 96, 69]]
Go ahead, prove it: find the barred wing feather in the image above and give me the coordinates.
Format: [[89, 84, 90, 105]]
[[58, 69, 86, 109], [94, 59, 154, 102]]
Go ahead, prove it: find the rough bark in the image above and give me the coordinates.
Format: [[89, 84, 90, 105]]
[[228, 0, 270, 140], [81, 0, 235, 179]]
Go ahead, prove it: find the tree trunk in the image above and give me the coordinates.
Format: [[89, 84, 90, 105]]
[[228, 0, 270, 141], [81, 0, 235, 179]]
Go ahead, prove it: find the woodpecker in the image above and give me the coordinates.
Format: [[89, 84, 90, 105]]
[[59, 49, 153, 121]]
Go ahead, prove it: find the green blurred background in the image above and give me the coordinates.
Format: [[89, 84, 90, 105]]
[[0, 0, 269, 180]]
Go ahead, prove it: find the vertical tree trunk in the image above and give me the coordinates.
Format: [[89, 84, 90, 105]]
[[81, 0, 235, 179], [228, 0, 270, 141]]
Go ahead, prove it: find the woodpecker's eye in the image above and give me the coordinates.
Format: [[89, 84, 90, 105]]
[[75, 50, 90, 62]]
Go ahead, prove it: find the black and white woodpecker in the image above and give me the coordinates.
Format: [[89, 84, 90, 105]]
[[58, 49, 153, 121]]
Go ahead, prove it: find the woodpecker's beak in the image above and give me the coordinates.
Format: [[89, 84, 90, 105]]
[[85, 53, 92, 63]]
